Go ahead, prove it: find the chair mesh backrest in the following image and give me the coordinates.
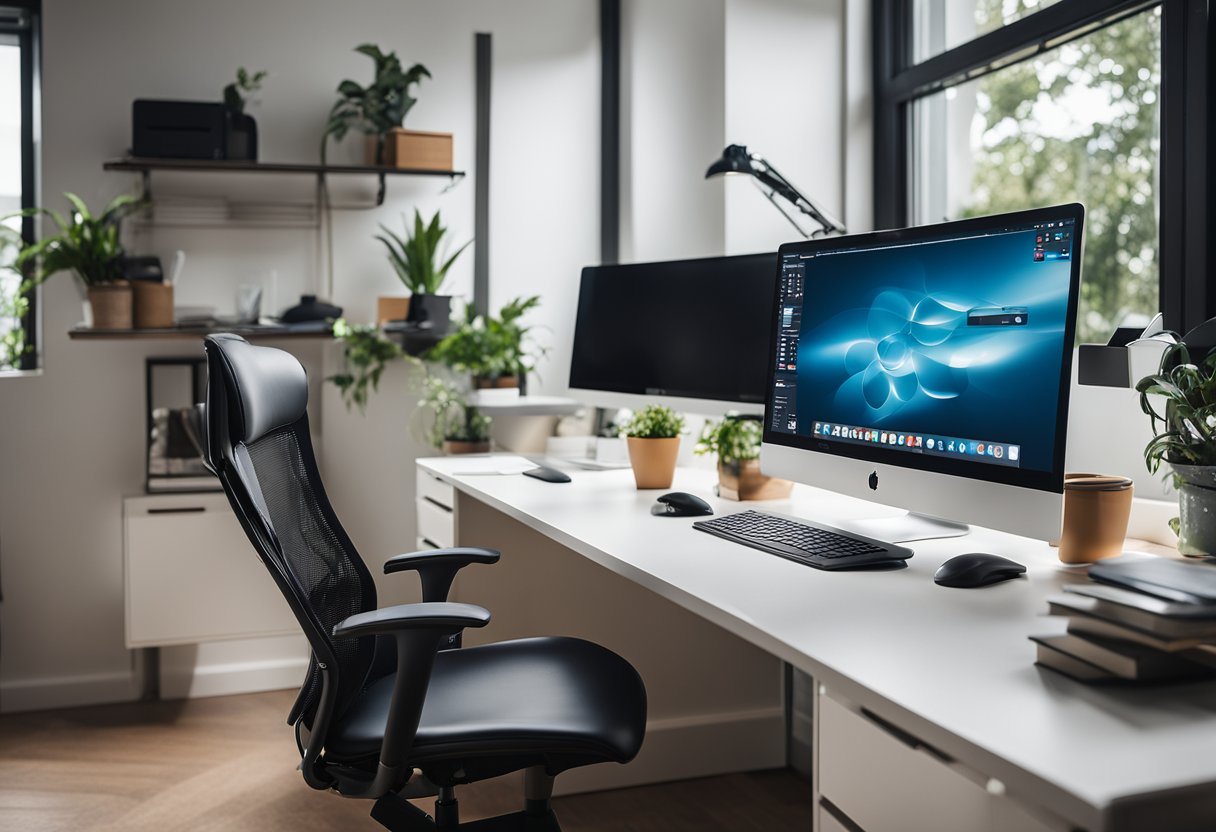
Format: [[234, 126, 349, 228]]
[[240, 420, 379, 724]]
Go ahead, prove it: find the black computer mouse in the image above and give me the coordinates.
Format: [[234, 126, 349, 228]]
[[934, 553, 1027, 588], [522, 465, 571, 483], [652, 492, 713, 517]]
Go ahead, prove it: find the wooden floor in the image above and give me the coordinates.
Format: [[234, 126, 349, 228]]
[[0, 689, 812, 831]]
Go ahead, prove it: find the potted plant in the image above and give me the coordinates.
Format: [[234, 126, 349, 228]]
[[321, 44, 439, 167], [1137, 340, 1216, 556], [621, 404, 685, 489], [426, 295, 543, 393], [696, 416, 792, 501], [222, 66, 266, 161], [417, 373, 492, 455], [14, 192, 144, 330], [328, 318, 404, 413], [376, 209, 470, 335]]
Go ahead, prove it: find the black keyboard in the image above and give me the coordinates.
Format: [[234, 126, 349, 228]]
[[693, 510, 914, 570]]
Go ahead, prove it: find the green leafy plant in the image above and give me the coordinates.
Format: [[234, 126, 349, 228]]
[[328, 318, 404, 413], [426, 295, 543, 383], [11, 192, 144, 287], [1137, 341, 1216, 473], [696, 416, 763, 465], [322, 44, 430, 164], [223, 67, 267, 114], [621, 404, 685, 439], [415, 372, 491, 448], [377, 209, 470, 296]]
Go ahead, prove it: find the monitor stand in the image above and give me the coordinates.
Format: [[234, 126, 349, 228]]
[[837, 512, 970, 544]]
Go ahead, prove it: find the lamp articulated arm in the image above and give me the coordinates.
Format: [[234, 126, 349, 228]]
[[705, 144, 846, 239]]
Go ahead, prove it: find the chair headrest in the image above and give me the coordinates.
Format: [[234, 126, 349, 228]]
[[204, 334, 308, 445]]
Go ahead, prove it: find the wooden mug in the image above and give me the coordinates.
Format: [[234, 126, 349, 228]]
[[1058, 473, 1134, 564]]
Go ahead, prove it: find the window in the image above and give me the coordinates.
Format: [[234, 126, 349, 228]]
[[0, 2, 36, 372], [875, 0, 1211, 338]]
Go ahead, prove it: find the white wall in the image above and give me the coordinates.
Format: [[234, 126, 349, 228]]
[[0, 0, 600, 712]]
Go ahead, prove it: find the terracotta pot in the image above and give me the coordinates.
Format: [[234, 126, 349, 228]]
[[443, 439, 491, 455], [476, 376, 519, 389], [132, 281, 174, 329], [1057, 473, 1134, 564], [626, 436, 680, 490], [87, 282, 134, 330], [717, 459, 793, 502]]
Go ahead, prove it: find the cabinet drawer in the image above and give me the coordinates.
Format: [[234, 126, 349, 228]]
[[818, 803, 853, 832], [124, 496, 298, 647], [417, 496, 455, 549], [818, 694, 989, 832], [416, 469, 455, 510]]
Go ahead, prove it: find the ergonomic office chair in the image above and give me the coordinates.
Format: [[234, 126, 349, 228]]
[[201, 334, 646, 831]]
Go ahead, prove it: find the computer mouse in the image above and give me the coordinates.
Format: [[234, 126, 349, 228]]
[[934, 553, 1026, 588], [652, 492, 713, 517], [522, 465, 571, 483]]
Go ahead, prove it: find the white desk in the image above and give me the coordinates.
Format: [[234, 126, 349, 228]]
[[416, 456, 1216, 832]]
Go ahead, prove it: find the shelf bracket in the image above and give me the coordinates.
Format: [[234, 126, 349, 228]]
[[442, 172, 466, 195], [376, 172, 387, 206]]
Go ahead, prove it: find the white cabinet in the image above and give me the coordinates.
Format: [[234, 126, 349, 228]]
[[124, 493, 298, 647], [816, 690, 1066, 832]]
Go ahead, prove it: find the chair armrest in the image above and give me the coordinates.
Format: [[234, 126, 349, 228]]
[[330, 602, 491, 799], [383, 547, 501, 602], [332, 602, 490, 639]]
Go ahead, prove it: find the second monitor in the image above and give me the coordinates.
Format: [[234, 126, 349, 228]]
[[569, 253, 777, 414]]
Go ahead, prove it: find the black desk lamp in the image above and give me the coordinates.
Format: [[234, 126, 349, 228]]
[[706, 144, 845, 238]]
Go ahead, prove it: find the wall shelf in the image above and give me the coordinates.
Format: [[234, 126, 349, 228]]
[[104, 156, 466, 207], [68, 325, 331, 341]]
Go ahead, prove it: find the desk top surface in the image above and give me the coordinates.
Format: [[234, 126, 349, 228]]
[[419, 456, 1216, 818]]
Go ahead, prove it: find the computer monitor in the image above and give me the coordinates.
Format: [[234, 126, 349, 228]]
[[568, 253, 776, 414], [761, 204, 1084, 543]]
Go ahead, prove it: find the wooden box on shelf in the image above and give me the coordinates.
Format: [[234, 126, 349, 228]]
[[368, 128, 453, 170], [377, 296, 410, 324]]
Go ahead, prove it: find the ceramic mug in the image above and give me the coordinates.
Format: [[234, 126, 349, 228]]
[[1058, 473, 1134, 564]]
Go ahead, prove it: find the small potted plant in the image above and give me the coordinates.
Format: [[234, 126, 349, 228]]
[[1137, 339, 1216, 556], [696, 415, 792, 501], [222, 66, 267, 161], [14, 192, 144, 330], [416, 373, 492, 455], [321, 44, 444, 168], [376, 209, 470, 335], [426, 295, 543, 394], [621, 404, 685, 489]]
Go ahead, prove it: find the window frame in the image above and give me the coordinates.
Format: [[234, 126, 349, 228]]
[[0, 1, 38, 372], [873, 0, 1211, 334]]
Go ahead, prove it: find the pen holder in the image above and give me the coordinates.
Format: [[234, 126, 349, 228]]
[[1058, 473, 1134, 564], [132, 281, 174, 329]]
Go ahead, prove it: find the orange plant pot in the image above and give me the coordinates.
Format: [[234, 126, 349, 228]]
[[626, 436, 680, 490]]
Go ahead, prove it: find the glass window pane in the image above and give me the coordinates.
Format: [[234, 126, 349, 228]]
[[913, 0, 1063, 63], [911, 7, 1161, 344]]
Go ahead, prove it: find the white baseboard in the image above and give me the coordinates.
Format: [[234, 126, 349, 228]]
[[550, 705, 786, 795], [0, 668, 141, 714], [160, 655, 308, 700]]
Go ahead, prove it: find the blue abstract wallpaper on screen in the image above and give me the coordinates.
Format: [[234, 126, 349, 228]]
[[796, 230, 1071, 472]]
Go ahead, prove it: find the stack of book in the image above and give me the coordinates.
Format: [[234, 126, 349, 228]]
[[1034, 556, 1216, 684]]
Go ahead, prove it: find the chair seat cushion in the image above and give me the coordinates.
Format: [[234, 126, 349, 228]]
[[326, 637, 646, 767]]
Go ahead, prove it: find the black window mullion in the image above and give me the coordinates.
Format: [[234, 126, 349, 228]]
[[887, 0, 1157, 103], [1179, 0, 1209, 332], [873, 0, 909, 231]]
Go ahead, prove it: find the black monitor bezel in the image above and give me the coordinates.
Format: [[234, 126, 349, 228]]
[[569, 252, 778, 404], [763, 203, 1085, 495]]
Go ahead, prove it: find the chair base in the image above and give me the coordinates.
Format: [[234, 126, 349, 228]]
[[371, 792, 561, 832]]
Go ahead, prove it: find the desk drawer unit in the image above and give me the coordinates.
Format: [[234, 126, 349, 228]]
[[416, 469, 455, 549], [817, 691, 1062, 832]]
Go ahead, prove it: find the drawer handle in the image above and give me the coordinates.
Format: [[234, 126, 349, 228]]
[[420, 537, 441, 549], [147, 506, 207, 515], [860, 707, 953, 763], [423, 496, 453, 513]]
